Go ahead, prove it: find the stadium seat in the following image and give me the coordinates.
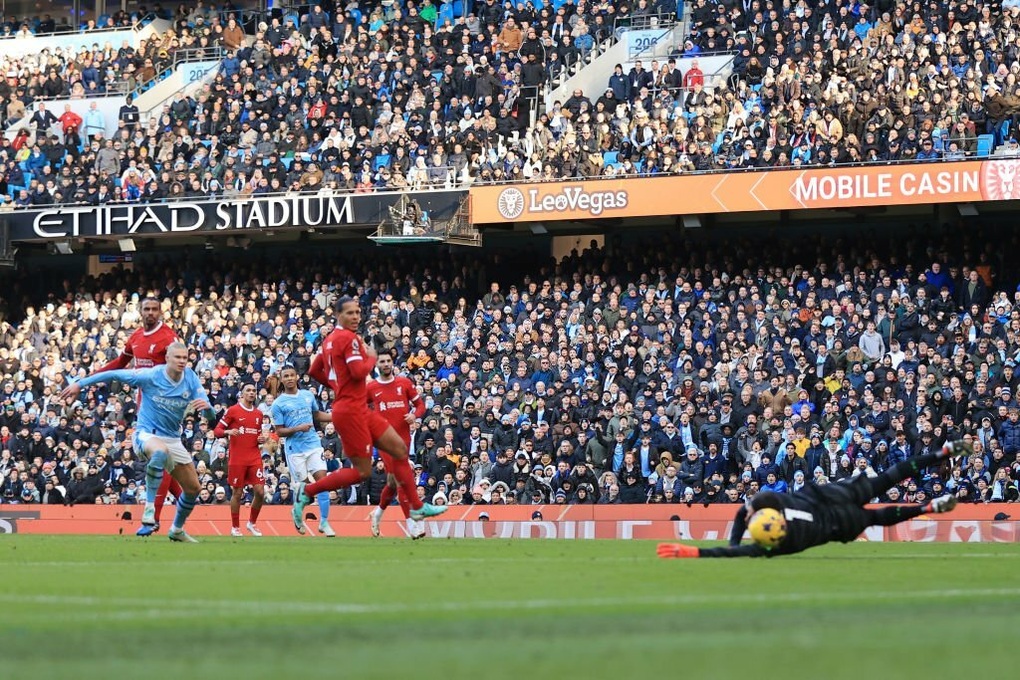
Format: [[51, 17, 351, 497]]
[[602, 151, 618, 166], [374, 154, 391, 170], [999, 120, 1011, 145], [437, 3, 455, 27], [452, 0, 465, 17], [976, 134, 994, 158]]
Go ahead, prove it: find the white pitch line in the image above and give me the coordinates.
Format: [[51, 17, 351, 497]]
[[2, 587, 1019, 623]]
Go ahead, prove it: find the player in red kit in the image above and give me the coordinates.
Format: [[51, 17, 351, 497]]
[[92, 297, 181, 537], [293, 297, 447, 531], [213, 383, 268, 537], [368, 353, 427, 539]]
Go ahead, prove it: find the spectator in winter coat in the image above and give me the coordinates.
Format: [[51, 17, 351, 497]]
[[488, 449, 515, 487], [678, 446, 705, 487], [618, 467, 647, 504], [858, 321, 886, 363], [998, 409, 1020, 456]]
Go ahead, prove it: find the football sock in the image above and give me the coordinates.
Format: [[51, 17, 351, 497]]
[[870, 453, 941, 497], [868, 504, 927, 526], [391, 458, 423, 511], [155, 475, 182, 522], [145, 450, 168, 505], [379, 483, 396, 510], [306, 468, 361, 496], [249, 503, 261, 525], [316, 491, 330, 521], [231, 512, 240, 529], [172, 491, 198, 530], [396, 486, 412, 519]]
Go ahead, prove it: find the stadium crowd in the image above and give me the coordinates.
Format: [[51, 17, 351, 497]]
[[9, 0, 1020, 205], [1, 226, 1019, 509]]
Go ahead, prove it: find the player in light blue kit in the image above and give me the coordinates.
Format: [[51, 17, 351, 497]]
[[271, 365, 336, 536], [60, 343, 216, 543]]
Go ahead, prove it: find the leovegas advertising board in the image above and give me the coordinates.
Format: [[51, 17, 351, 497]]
[[469, 160, 1020, 223], [1, 505, 1016, 541]]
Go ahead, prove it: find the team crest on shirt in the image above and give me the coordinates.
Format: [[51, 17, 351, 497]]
[[150, 343, 157, 353], [397, 386, 402, 395], [183, 390, 191, 399]]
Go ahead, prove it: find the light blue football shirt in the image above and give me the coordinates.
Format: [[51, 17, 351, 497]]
[[271, 389, 321, 454], [77, 366, 209, 438]]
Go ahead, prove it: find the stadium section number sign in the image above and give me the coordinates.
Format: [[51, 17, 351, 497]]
[[470, 160, 1020, 223], [5, 191, 466, 241]]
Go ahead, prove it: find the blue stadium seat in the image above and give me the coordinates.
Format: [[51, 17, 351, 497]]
[[437, 3, 455, 26], [603, 151, 618, 166], [452, 0, 465, 17], [374, 154, 391, 170], [976, 134, 994, 157], [999, 120, 1011, 144]]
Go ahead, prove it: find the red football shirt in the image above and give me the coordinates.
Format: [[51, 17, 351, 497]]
[[367, 376, 425, 445], [99, 321, 178, 372], [214, 403, 265, 466], [312, 328, 377, 409]]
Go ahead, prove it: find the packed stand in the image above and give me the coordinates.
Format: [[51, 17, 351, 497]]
[[0, 0, 687, 205], [0, 3, 246, 207], [548, 0, 1020, 177], [2, 227, 1019, 508]]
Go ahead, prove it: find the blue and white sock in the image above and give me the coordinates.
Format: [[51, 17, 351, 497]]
[[172, 491, 198, 530], [145, 450, 168, 504], [317, 491, 330, 522]]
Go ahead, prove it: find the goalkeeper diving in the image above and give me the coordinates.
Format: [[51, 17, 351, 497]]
[[658, 440, 970, 559]]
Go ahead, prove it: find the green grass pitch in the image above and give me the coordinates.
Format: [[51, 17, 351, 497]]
[[2, 537, 1018, 679]]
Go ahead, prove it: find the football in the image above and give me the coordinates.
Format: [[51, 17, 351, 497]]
[[748, 508, 788, 549]]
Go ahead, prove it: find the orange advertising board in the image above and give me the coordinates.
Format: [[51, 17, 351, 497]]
[[469, 160, 1020, 223], [1, 504, 1016, 542]]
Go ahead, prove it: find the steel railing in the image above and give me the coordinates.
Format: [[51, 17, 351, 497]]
[[0, 13, 157, 40], [3, 150, 1002, 212]]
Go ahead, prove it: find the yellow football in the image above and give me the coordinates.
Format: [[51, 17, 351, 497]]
[[748, 508, 787, 549]]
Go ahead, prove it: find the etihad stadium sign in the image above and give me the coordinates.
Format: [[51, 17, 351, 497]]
[[3, 191, 465, 241]]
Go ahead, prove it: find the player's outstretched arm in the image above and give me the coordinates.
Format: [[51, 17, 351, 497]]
[[95, 351, 133, 374], [657, 543, 770, 559], [60, 368, 145, 401], [313, 411, 333, 423], [729, 503, 751, 547]]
